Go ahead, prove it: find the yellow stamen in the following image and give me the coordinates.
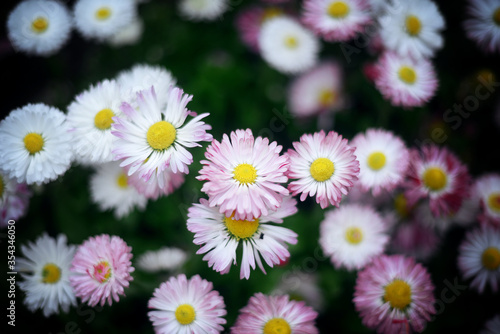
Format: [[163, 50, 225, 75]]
[[31, 17, 49, 33], [345, 227, 363, 245], [95, 7, 112, 21], [23, 133, 44, 155], [487, 193, 500, 213], [405, 15, 421, 36], [175, 304, 196, 325], [284, 36, 298, 49], [41, 263, 61, 284], [482, 247, 500, 270], [394, 193, 411, 218], [493, 8, 500, 26], [367, 152, 387, 171], [116, 173, 128, 188], [422, 167, 447, 191], [147, 121, 176, 151], [261, 8, 283, 23], [398, 66, 417, 84], [327, 1, 350, 19], [318, 90, 336, 108], [233, 163, 258, 185], [384, 279, 412, 310], [263, 318, 291, 334], [310, 158, 335, 182], [224, 215, 259, 240], [94, 108, 115, 130]]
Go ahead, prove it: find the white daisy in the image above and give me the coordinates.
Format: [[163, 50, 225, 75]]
[[378, 0, 445, 59], [474, 173, 500, 225], [107, 16, 143, 47], [258, 15, 320, 74], [16, 233, 77, 317], [67, 79, 125, 165], [89, 161, 148, 218], [73, 0, 137, 40], [464, 0, 500, 53], [178, 0, 229, 21], [7, 0, 72, 56], [0, 103, 73, 185], [136, 247, 188, 273], [350, 128, 409, 195], [458, 225, 500, 294], [270, 271, 325, 312], [319, 203, 389, 270], [111, 86, 212, 181], [116, 64, 177, 110]]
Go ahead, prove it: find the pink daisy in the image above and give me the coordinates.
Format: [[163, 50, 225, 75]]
[[374, 52, 438, 108], [126, 165, 185, 200], [288, 60, 345, 118], [231, 293, 319, 334], [473, 173, 500, 226], [319, 203, 390, 270], [286, 130, 359, 208], [197, 129, 289, 221], [302, 0, 372, 42], [353, 254, 436, 334], [235, 6, 284, 52], [458, 225, 500, 294], [464, 0, 500, 53], [403, 144, 471, 218], [187, 196, 298, 280], [390, 219, 440, 261], [111, 86, 212, 181], [148, 274, 226, 333], [351, 128, 410, 196], [0, 171, 31, 227], [70, 234, 134, 307]]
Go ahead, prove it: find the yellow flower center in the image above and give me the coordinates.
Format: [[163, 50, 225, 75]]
[[233, 163, 257, 185], [284, 36, 298, 49], [398, 66, 417, 84], [31, 17, 49, 33], [41, 263, 61, 284], [92, 261, 112, 283], [23, 133, 44, 155], [263, 318, 291, 334], [394, 193, 411, 218], [224, 215, 259, 240], [422, 167, 447, 191], [487, 193, 500, 213], [261, 8, 282, 23], [327, 1, 350, 18], [367, 151, 387, 171], [95, 7, 112, 21], [493, 8, 500, 26], [384, 279, 412, 310], [318, 89, 336, 108], [116, 173, 128, 188], [310, 158, 335, 182], [94, 108, 115, 130], [147, 121, 176, 151], [345, 227, 363, 245], [482, 247, 500, 270], [175, 304, 196, 325], [405, 15, 421, 36]]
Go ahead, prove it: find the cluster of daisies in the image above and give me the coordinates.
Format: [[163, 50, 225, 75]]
[[6, 0, 234, 56], [236, 0, 500, 113]]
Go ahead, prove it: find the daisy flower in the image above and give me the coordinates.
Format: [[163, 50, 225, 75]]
[[288, 61, 345, 118], [480, 314, 500, 334], [7, 0, 72, 56], [235, 6, 284, 52], [458, 225, 500, 294], [16, 233, 76, 317], [0, 103, 73, 185], [390, 219, 440, 262], [351, 128, 409, 195], [187, 196, 298, 279], [373, 52, 438, 108], [178, 0, 229, 21], [73, 0, 137, 40], [112, 86, 212, 181], [148, 274, 227, 333], [378, 0, 445, 59], [136, 247, 188, 273], [107, 16, 144, 47], [89, 161, 148, 219], [353, 254, 436, 334], [319, 203, 389, 270], [302, 0, 372, 42], [67, 79, 125, 165], [286, 130, 360, 209], [414, 197, 479, 232], [474, 173, 500, 226], [231, 293, 319, 334], [127, 166, 185, 200], [197, 129, 289, 220], [70, 234, 134, 307], [0, 172, 31, 227], [403, 144, 471, 218], [464, 0, 500, 53], [258, 15, 320, 74], [116, 64, 177, 110]]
